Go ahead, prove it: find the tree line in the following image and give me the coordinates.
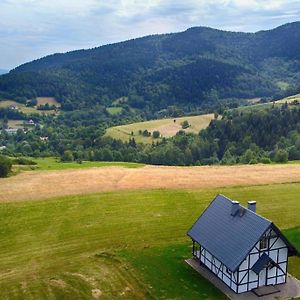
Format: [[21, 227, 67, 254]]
[[2, 105, 300, 167]]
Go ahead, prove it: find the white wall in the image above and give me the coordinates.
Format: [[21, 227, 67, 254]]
[[236, 227, 289, 293]]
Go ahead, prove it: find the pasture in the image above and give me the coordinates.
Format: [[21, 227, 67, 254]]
[[105, 113, 215, 143], [236, 93, 300, 113], [0, 100, 38, 114], [13, 157, 144, 172], [0, 182, 299, 299], [0, 99, 58, 115], [36, 97, 60, 107]]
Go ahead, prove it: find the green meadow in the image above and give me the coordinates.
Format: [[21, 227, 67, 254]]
[[0, 183, 299, 299], [106, 107, 123, 115], [13, 157, 144, 172], [105, 114, 214, 144], [0, 99, 57, 116]]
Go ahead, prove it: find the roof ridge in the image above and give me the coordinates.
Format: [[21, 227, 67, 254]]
[[218, 194, 272, 224]]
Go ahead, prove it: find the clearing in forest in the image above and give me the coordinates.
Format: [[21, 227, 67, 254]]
[[36, 97, 60, 107], [105, 113, 215, 143]]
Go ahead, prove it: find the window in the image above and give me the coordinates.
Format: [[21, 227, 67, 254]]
[[259, 237, 268, 250]]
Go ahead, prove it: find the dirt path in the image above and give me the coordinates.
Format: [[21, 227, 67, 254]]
[[1, 164, 300, 202]]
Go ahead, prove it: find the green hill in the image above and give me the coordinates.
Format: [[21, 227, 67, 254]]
[[1, 22, 300, 112]]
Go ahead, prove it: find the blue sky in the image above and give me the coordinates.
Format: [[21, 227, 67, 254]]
[[0, 0, 300, 70]]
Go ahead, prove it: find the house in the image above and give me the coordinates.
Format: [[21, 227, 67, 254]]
[[39, 136, 48, 142], [9, 105, 19, 110], [4, 128, 19, 134], [187, 194, 299, 294], [28, 119, 35, 125]]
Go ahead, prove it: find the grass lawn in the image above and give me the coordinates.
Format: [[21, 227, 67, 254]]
[[122, 227, 300, 300], [105, 113, 214, 143], [0, 183, 299, 299], [288, 160, 300, 164], [13, 157, 144, 171], [106, 107, 123, 115]]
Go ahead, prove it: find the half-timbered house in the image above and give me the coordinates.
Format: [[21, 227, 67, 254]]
[[187, 194, 299, 294]]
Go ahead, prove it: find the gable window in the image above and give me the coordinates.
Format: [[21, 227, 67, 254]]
[[259, 237, 268, 250]]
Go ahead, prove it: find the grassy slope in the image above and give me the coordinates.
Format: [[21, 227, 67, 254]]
[[0, 183, 299, 299], [36, 97, 60, 107], [236, 93, 300, 113], [7, 120, 24, 129], [13, 157, 144, 172], [275, 93, 300, 104], [0, 99, 57, 115], [105, 114, 214, 143]]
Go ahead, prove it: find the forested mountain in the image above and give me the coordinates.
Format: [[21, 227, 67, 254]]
[[1, 22, 300, 112], [0, 69, 8, 75]]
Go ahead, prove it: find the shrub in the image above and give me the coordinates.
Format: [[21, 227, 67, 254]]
[[273, 149, 288, 163], [152, 131, 160, 139], [249, 158, 258, 164], [61, 150, 74, 162], [181, 120, 190, 129], [240, 149, 254, 164], [0, 156, 12, 177], [13, 157, 37, 165], [142, 130, 151, 137], [260, 157, 271, 164]]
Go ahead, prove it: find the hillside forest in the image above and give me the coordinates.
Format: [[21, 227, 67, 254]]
[[1, 22, 300, 171]]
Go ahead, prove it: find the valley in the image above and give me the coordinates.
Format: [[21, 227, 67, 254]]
[[1, 5, 300, 300]]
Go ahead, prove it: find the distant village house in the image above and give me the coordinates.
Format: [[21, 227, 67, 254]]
[[4, 128, 19, 134], [9, 105, 19, 110]]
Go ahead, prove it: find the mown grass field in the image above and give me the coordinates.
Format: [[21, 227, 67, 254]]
[[0, 183, 299, 299], [36, 97, 60, 107], [105, 114, 215, 143]]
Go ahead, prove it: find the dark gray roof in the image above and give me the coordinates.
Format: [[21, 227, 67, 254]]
[[251, 253, 274, 275], [187, 194, 272, 272]]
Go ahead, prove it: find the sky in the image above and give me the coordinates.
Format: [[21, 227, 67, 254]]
[[0, 0, 300, 70]]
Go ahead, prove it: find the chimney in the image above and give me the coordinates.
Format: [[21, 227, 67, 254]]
[[231, 201, 240, 216], [248, 201, 256, 213]]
